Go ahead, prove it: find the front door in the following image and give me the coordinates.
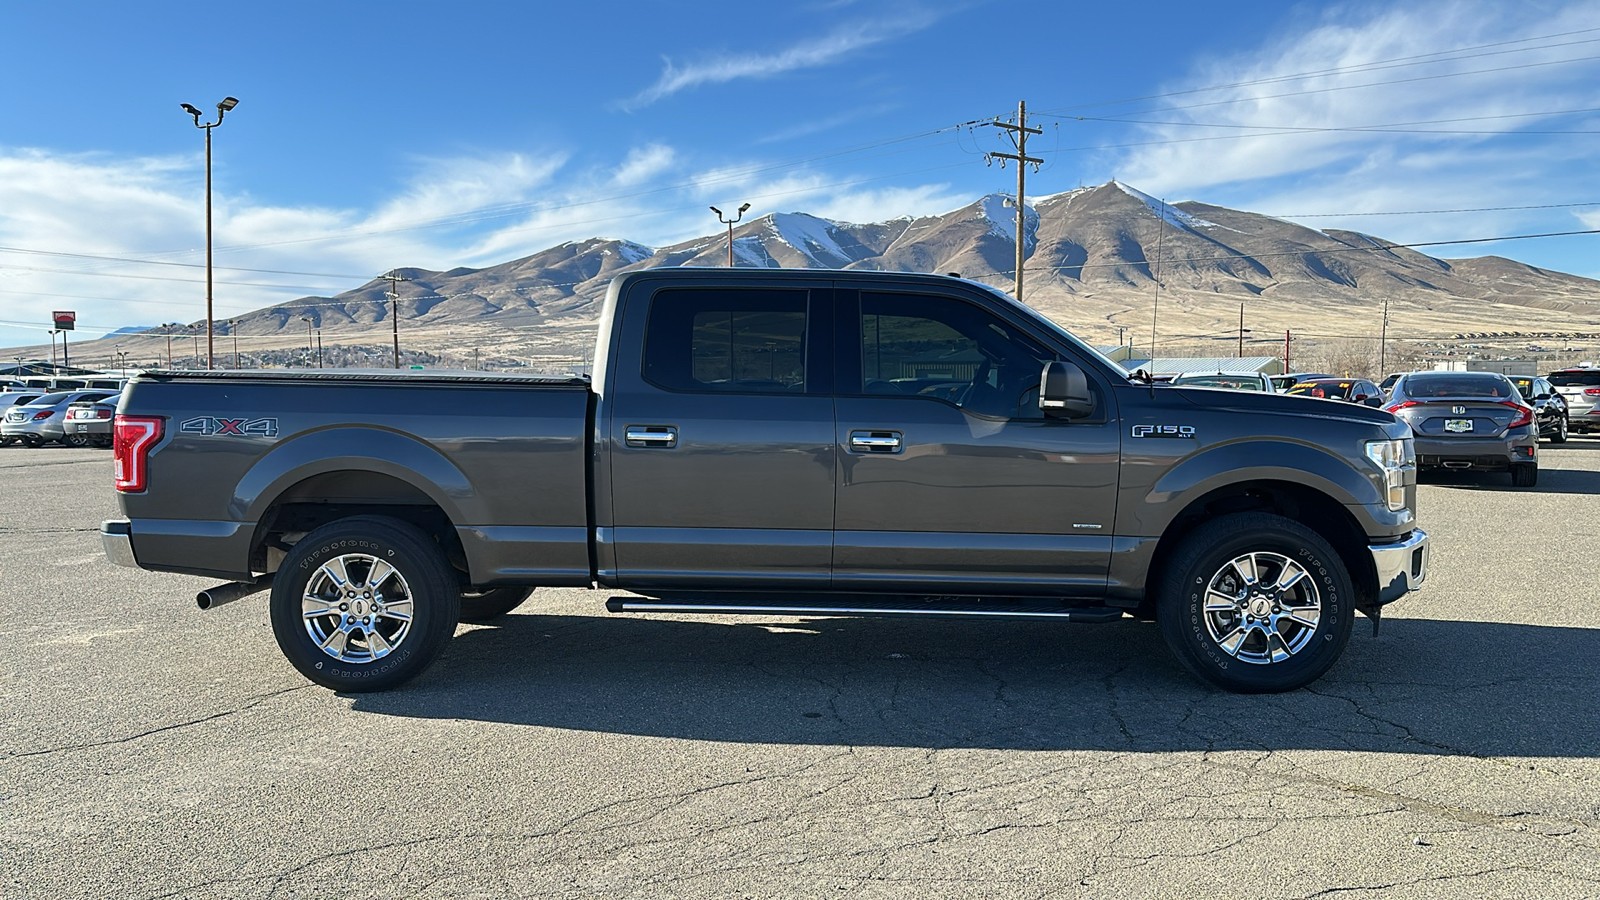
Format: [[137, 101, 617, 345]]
[[832, 288, 1121, 596]]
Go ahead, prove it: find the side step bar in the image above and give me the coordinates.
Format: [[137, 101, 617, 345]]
[[605, 596, 1125, 623]]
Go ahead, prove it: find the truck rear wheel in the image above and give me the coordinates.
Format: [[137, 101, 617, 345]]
[[459, 587, 535, 623], [1157, 513, 1353, 693], [270, 516, 460, 692]]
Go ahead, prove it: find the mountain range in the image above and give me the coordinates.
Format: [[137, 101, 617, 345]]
[[18, 181, 1600, 367]]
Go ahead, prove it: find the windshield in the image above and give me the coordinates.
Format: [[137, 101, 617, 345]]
[[1288, 381, 1351, 399], [1548, 371, 1600, 388], [1401, 373, 1512, 398], [1172, 374, 1266, 390]]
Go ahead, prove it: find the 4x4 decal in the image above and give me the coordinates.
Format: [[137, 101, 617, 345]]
[[180, 416, 279, 437]]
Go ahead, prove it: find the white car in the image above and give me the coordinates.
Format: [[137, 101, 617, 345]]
[[1170, 371, 1275, 392]]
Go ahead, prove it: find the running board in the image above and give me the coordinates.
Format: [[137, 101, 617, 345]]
[[604, 596, 1125, 623]]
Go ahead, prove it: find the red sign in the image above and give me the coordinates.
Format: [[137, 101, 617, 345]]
[[52, 310, 76, 331]]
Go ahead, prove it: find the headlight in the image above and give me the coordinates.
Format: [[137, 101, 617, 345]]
[[1364, 438, 1415, 511]]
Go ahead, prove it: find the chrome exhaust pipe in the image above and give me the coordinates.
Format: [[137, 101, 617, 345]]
[[196, 577, 272, 610], [1441, 461, 1471, 469]]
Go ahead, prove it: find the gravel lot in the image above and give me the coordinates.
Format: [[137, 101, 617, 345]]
[[3, 440, 1598, 899]]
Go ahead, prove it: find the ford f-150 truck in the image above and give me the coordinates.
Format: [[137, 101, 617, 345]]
[[102, 268, 1428, 693]]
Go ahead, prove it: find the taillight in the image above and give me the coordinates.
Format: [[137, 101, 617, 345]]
[[32, 409, 53, 420], [113, 415, 163, 493], [1585, 388, 1600, 396], [96, 408, 113, 419], [1385, 400, 1419, 413], [1502, 402, 1534, 429]]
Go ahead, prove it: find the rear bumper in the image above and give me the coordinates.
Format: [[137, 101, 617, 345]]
[[102, 519, 138, 568], [1414, 434, 1534, 469], [100, 517, 254, 580], [1370, 528, 1428, 605]]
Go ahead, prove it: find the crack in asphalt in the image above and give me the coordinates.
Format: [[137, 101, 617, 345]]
[[7, 686, 314, 759]]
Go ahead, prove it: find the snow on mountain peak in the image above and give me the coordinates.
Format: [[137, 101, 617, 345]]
[[978, 193, 1037, 246], [769, 212, 851, 264], [1111, 181, 1221, 231]]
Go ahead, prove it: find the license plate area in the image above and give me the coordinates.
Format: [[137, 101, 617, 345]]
[[1445, 419, 1474, 433]]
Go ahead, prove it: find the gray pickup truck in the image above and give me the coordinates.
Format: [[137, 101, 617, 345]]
[[103, 268, 1428, 693]]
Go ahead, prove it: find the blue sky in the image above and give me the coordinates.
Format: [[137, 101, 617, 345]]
[[3, 0, 1599, 351]]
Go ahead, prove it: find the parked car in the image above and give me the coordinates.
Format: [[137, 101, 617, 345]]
[[1378, 372, 1409, 394], [0, 392, 45, 445], [1271, 372, 1334, 392], [1287, 378, 1385, 406], [1546, 367, 1600, 434], [62, 394, 120, 448], [0, 390, 119, 447], [1385, 371, 1538, 486], [1509, 376, 1569, 443], [1170, 371, 1274, 392]]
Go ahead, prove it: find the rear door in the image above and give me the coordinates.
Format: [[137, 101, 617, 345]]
[[602, 281, 837, 590], [831, 286, 1121, 596]]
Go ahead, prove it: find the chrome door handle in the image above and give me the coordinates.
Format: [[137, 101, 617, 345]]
[[849, 430, 902, 453], [625, 425, 678, 448]]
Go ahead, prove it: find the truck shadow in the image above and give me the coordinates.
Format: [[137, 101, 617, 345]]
[[1422, 465, 1600, 495], [352, 614, 1600, 758]]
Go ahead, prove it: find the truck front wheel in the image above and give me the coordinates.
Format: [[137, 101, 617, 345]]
[[1157, 513, 1354, 693], [270, 516, 460, 692]]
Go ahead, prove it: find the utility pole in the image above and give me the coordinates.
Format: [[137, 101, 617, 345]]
[[1379, 297, 1390, 374], [1150, 199, 1166, 358], [229, 320, 240, 369], [984, 100, 1042, 303], [383, 270, 410, 368], [1238, 302, 1246, 357], [1284, 330, 1293, 373]]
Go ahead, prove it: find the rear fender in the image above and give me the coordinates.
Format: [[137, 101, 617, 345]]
[[234, 427, 477, 525]]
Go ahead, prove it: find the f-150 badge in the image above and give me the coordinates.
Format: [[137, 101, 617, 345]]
[[180, 416, 279, 437], [1131, 424, 1196, 438]]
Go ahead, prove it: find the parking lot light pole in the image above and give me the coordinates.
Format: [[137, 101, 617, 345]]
[[161, 323, 176, 368], [710, 203, 751, 267], [229, 319, 240, 369], [300, 316, 315, 368], [181, 96, 238, 370], [48, 329, 59, 367]]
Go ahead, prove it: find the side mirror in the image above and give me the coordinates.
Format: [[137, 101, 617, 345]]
[[1362, 395, 1385, 407], [1040, 361, 1094, 419], [1533, 393, 1551, 401]]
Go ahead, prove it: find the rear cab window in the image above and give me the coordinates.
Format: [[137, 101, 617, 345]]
[[642, 288, 811, 394]]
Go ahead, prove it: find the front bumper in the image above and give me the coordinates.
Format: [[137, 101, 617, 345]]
[[1370, 528, 1428, 605], [102, 519, 138, 568]]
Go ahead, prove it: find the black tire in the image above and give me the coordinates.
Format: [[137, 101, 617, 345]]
[[63, 433, 88, 447], [1550, 415, 1568, 444], [0, 436, 14, 446], [1157, 512, 1354, 693], [459, 586, 535, 623], [20, 434, 42, 448], [270, 515, 460, 692], [1511, 463, 1538, 487]]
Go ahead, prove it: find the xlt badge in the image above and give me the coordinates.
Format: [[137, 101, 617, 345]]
[[1131, 424, 1196, 439]]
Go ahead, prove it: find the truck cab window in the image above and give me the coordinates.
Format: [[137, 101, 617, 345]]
[[860, 291, 1052, 419], [643, 289, 807, 393]]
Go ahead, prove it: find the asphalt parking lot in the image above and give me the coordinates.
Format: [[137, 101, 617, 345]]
[[3, 441, 1599, 899]]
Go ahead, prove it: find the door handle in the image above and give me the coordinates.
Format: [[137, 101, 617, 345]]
[[625, 425, 678, 448], [849, 430, 902, 453]]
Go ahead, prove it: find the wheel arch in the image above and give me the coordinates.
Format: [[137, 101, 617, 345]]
[[1143, 479, 1379, 619]]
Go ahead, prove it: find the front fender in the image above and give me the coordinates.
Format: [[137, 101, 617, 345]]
[[1127, 439, 1382, 536], [234, 426, 478, 524]]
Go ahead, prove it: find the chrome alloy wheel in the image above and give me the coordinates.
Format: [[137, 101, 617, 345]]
[[1202, 552, 1322, 665], [301, 553, 414, 663]]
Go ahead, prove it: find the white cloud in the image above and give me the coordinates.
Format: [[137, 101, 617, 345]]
[[1109, 1, 1600, 196], [620, 13, 937, 110], [612, 144, 676, 186]]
